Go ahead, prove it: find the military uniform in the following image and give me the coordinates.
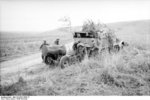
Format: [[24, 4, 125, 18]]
[[40, 41, 49, 61], [54, 39, 60, 45]]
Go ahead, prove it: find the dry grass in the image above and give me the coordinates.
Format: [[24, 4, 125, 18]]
[[0, 20, 150, 95], [1, 46, 150, 95]]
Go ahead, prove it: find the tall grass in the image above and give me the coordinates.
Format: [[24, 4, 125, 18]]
[[1, 20, 150, 95], [1, 46, 150, 95]]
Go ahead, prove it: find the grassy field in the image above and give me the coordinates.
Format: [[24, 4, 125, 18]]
[[0, 28, 73, 62], [0, 20, 149, 61], [0, 20, 150, 95], [108, 20, 150, 50]]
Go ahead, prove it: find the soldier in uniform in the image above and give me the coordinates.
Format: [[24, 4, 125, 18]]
[[40, 40, 49, 61], [91, 39, 98, 48], [54, 38, 60, 45], [89, 39, 99, 57], [40, 40, 49, 49]]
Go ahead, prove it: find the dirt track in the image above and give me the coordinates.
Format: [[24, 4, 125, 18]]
[[0, 52, 42, 75]]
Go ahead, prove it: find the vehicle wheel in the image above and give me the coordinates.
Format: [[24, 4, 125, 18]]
[[45, 55, 54, 65], [60, 55, 70, 69]]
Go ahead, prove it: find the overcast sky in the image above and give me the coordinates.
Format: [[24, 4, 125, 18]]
[[0, 0, 150, 32]]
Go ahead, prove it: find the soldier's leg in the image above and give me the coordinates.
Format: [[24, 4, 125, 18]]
[[42, 54, 44, 62]]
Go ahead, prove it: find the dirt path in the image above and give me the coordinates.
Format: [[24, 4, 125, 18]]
[[0, 52, 42, 75]]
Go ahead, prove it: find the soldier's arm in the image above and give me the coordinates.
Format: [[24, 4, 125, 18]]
[[40, 44, 43, 50]]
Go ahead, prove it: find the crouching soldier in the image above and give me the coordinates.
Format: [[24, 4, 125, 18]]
[[113, 40, 129, 52]]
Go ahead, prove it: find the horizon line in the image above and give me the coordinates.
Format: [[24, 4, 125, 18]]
[[0, 19, 150, 33]]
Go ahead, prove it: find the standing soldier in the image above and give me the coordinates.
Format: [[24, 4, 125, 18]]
[[40, 40, 49, 49], [40, 40, 49, 61], [91, 39, 98, 48], [90, 39, 99, 57], [54, 38, 60, 45]]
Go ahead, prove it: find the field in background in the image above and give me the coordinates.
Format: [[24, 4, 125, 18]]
[[108, 20, 150, 50], [0, 28, 73, 62], [0, 20, 150, 95], [0, 20, 150, 62]]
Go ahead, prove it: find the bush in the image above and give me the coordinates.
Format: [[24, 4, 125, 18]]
[[82, 20, 116, 49]]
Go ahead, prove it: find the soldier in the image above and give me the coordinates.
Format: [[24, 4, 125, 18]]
[[40, 40, 49, 61], [54, 38, 60, 45], [91, 39, 98, 48], [73, 40, 81, 54], [89, 39, 99, 57], [40, 40, 49, 50]]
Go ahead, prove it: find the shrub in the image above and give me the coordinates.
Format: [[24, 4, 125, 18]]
[[82, 20, 116, 49]]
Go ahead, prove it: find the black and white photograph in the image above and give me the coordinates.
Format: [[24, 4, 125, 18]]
[[0, 0, 150, 97]]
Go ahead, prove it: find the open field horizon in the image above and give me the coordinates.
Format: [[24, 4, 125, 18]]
[[0, 19, 150, 96], [0, 19, 150, 62]]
